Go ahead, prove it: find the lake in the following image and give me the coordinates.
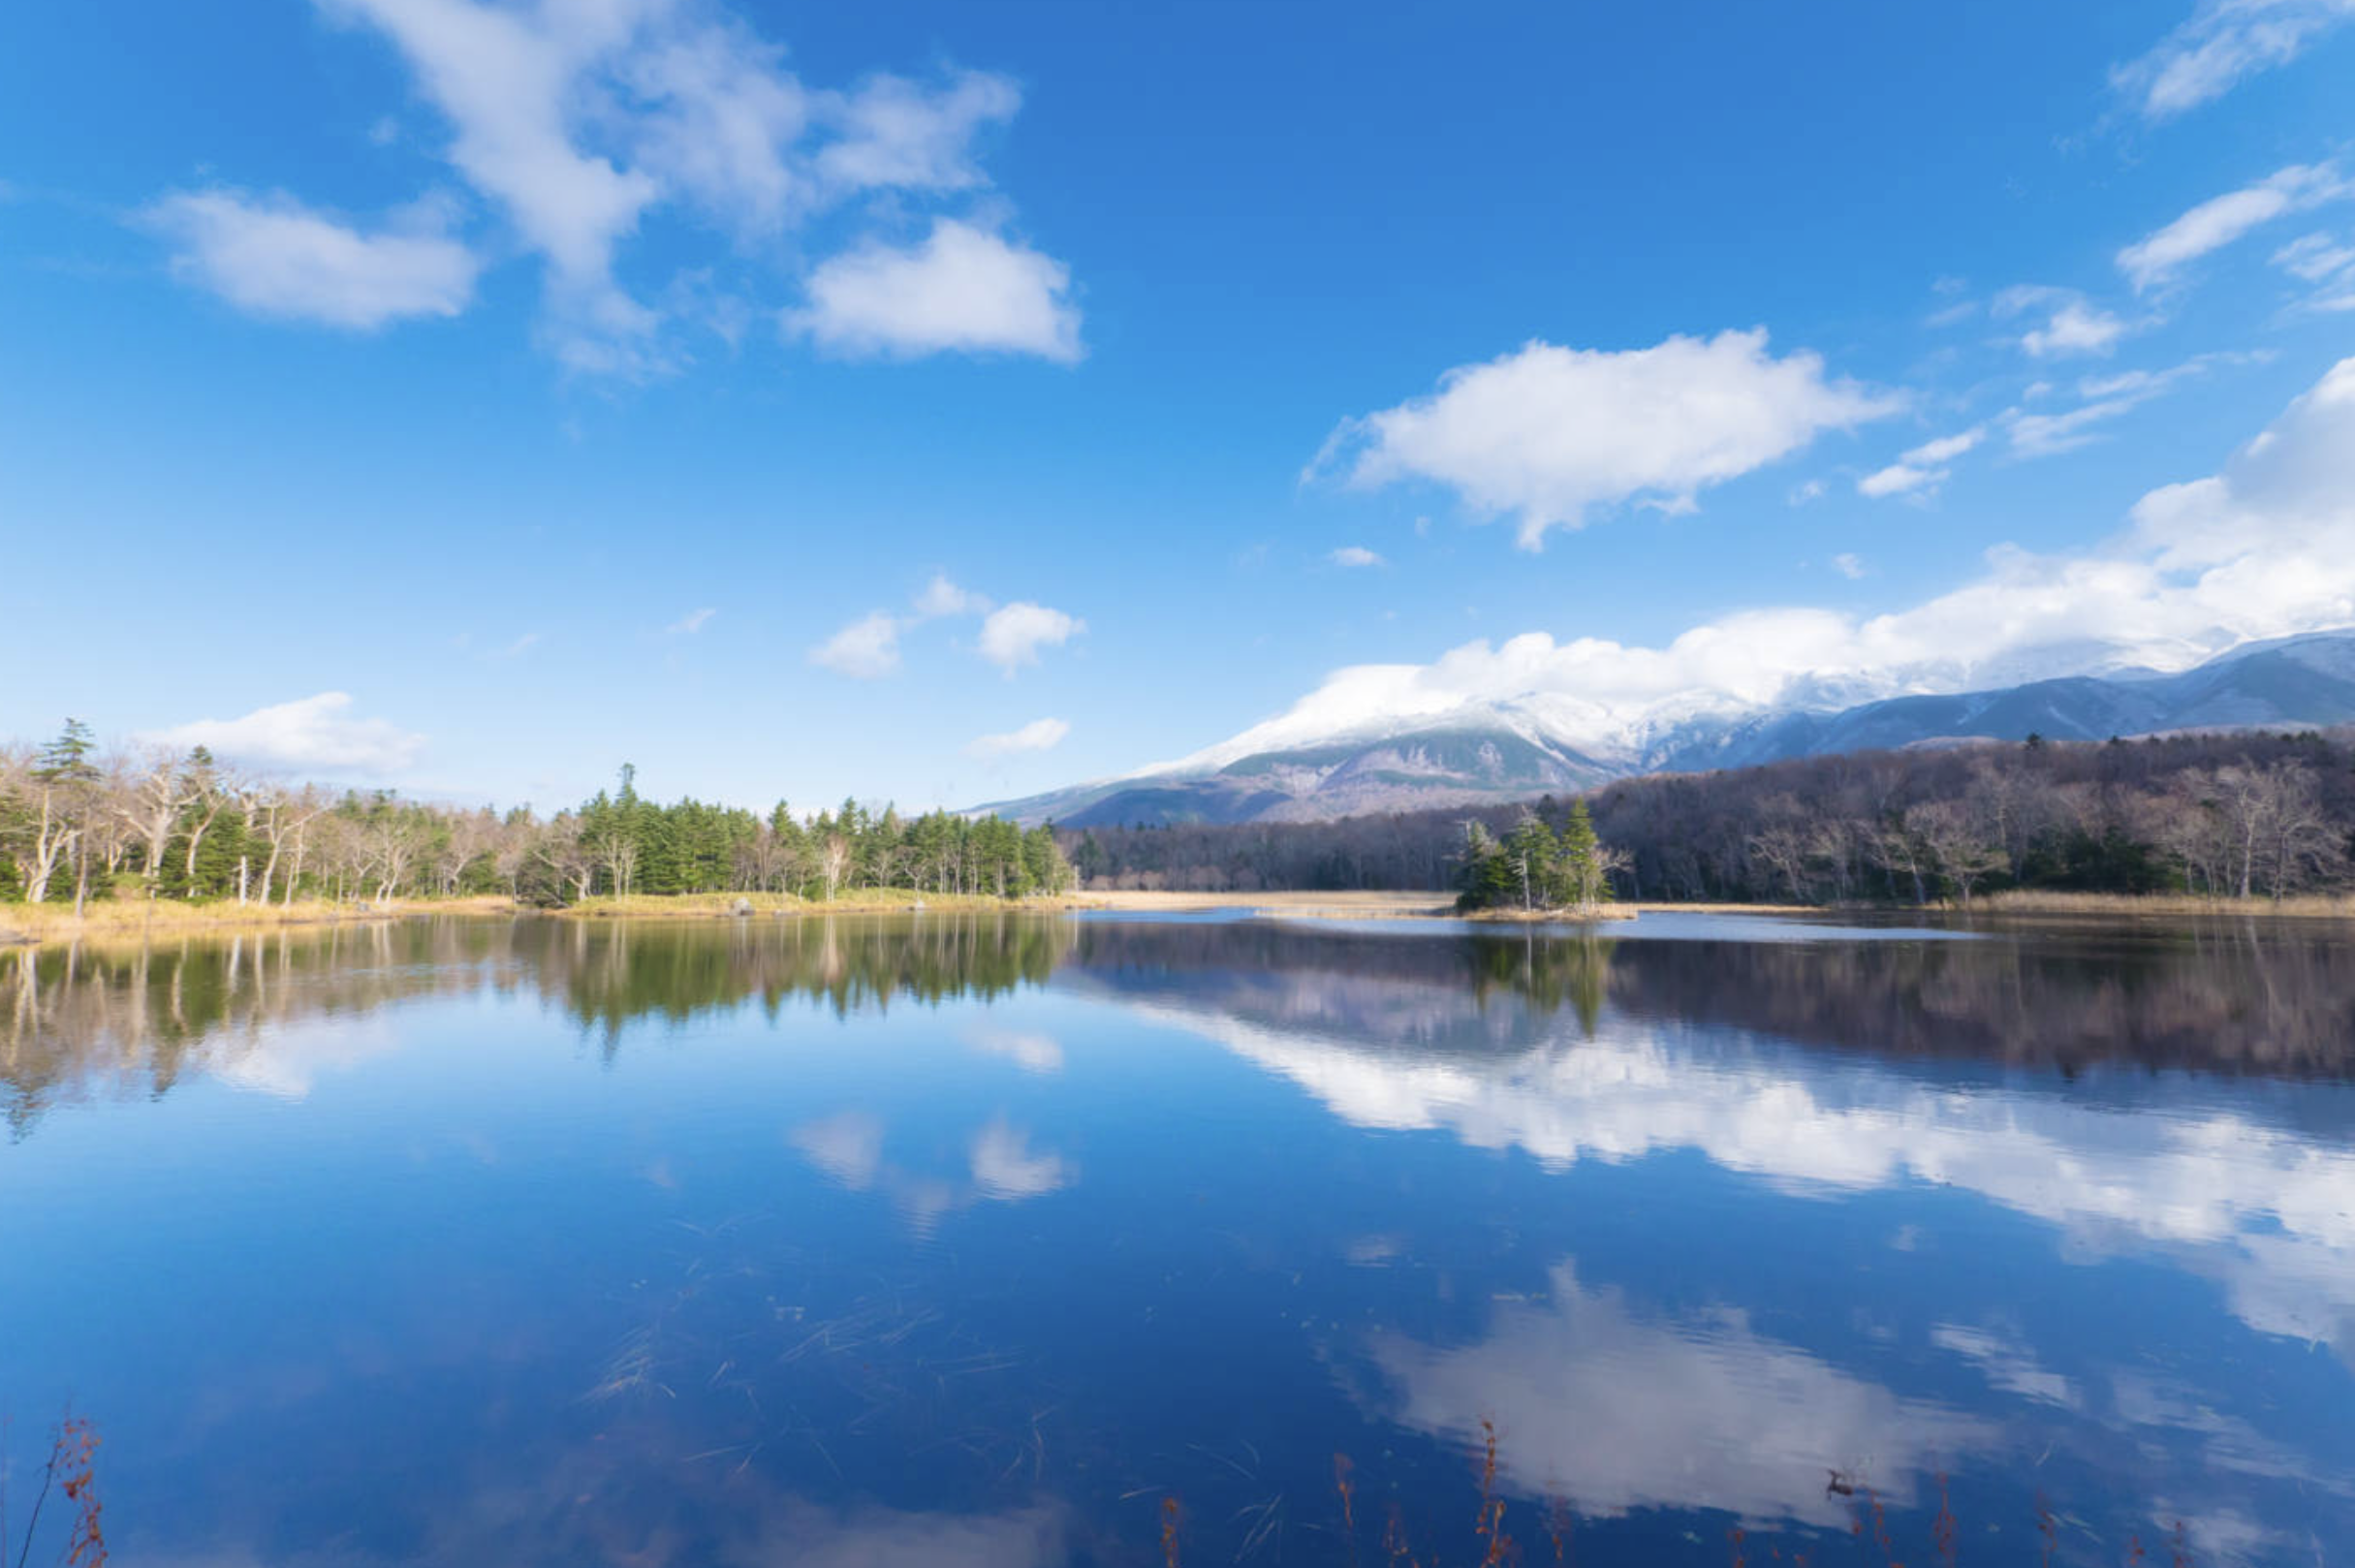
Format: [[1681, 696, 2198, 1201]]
[[4, 910, 2352, 1566]]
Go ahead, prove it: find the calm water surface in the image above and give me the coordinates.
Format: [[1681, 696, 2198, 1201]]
[[4, 911, 2352, 1566]]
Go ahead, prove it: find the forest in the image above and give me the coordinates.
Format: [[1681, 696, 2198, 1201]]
[[1063, 727, 2355, 904], [0, 726, 1072, 911], [7, 719, 2352, 916]]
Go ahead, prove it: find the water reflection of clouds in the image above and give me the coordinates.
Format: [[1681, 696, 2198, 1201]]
[[1161, 1007, 2355, 1352], [1367, 1262, 1994, 1526], [207, 1017, 408, 1100], [790, 1112, 1075, 1230], [970, 1028, 1065, 1074]]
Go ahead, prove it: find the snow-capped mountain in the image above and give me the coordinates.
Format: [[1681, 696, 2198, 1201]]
[[980, 630, 2355, 828]]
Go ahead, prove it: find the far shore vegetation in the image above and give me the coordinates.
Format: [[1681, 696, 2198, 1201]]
[[7, 718, 2355, 948]]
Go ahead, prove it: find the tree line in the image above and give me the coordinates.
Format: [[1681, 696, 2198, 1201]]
[[11, 718, 2350, 913], [0, 726, 1074, 910], [1060, 728, 2355, 904]]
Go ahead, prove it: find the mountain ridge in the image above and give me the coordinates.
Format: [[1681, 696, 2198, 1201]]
[[980, 630, 2355, 828]]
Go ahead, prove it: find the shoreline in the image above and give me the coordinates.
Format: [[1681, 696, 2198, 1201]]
[[10, 886, 2351, 951]]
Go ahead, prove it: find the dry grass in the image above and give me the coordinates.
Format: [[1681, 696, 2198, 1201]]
[[1086, 890, 1452, 916], [1974, 889, 2355, 919], [554, 890, 1096, 921], [0, 894, 514, 949]]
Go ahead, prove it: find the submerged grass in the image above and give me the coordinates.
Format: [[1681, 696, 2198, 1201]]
[[1157, 1433, 2204, 1568]]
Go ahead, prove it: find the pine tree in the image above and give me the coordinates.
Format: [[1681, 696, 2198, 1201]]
[[1503, 813, 1559, 910], [1559, 799, 1610, 910]]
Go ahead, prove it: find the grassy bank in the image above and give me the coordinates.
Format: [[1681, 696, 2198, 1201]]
[[0, 894, 518, 949]]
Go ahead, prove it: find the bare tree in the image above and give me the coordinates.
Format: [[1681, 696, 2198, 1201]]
[[112, 743, 195, 890], [1905, 800, 2004, 905]]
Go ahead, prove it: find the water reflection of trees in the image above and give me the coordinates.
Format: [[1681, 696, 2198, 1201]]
[[1, 914, 1075, 1135], [1068, 918, 2355, 1077], [1606, 922, 2355, 1077], [11, 912, 2355, 1136], [550, 914, 1074, 1044]]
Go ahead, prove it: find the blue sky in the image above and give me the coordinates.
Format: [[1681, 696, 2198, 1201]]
[[4, 0, 2354, 812]]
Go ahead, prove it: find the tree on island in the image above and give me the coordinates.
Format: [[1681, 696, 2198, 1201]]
[[1457, 800, 1619, 914]]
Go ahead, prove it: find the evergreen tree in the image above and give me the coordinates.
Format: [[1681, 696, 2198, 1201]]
[[1559, 798, 1610, 909]]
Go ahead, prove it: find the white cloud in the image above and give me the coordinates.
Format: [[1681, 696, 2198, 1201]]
[[976, 602, 1084, 674], [1994, 285, 2129, 358], [965, 717, 1070, 759], [1317, 329, 1896, 549], [1832, 552, 1868, 580], [1857, 425, 1986, 498], [2112, 0, 2355, 119], [666, 607, 717, 634], [147, 692, 424, 773], [815, 70, 1020, 194], [788, 219, 1083, 362], [809, 611, 903, 677], [204, 2, 1061, 371], [1169, 357, 2355, 769], [1328, 546, 1386, 568], [2117, 163, 2349, 291], [145, 188, 479, 329], [913, 574, 990, 618]]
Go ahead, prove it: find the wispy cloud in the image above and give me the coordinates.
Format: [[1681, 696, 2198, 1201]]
[[1328, 546, 1387, 568], [1312, 329, 1898, 549], [144, 188, 479, 329], [1994, 286, 2129, 358], [809, 611, 903, 677], [2002, 351, 2262, 457], [665, 607, 717, 635], [2117, 163, 2349, 292], [2111, 0, 2355, 120], [1831, 552, 1868, 580], [913, 574, 989, 618], [147, 692, 424, 774], [965, 717, 1070, 759], [1857, 425, 1987, 499]]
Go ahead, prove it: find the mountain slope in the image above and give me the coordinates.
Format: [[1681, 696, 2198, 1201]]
[[983, 631, 2355, 827]]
